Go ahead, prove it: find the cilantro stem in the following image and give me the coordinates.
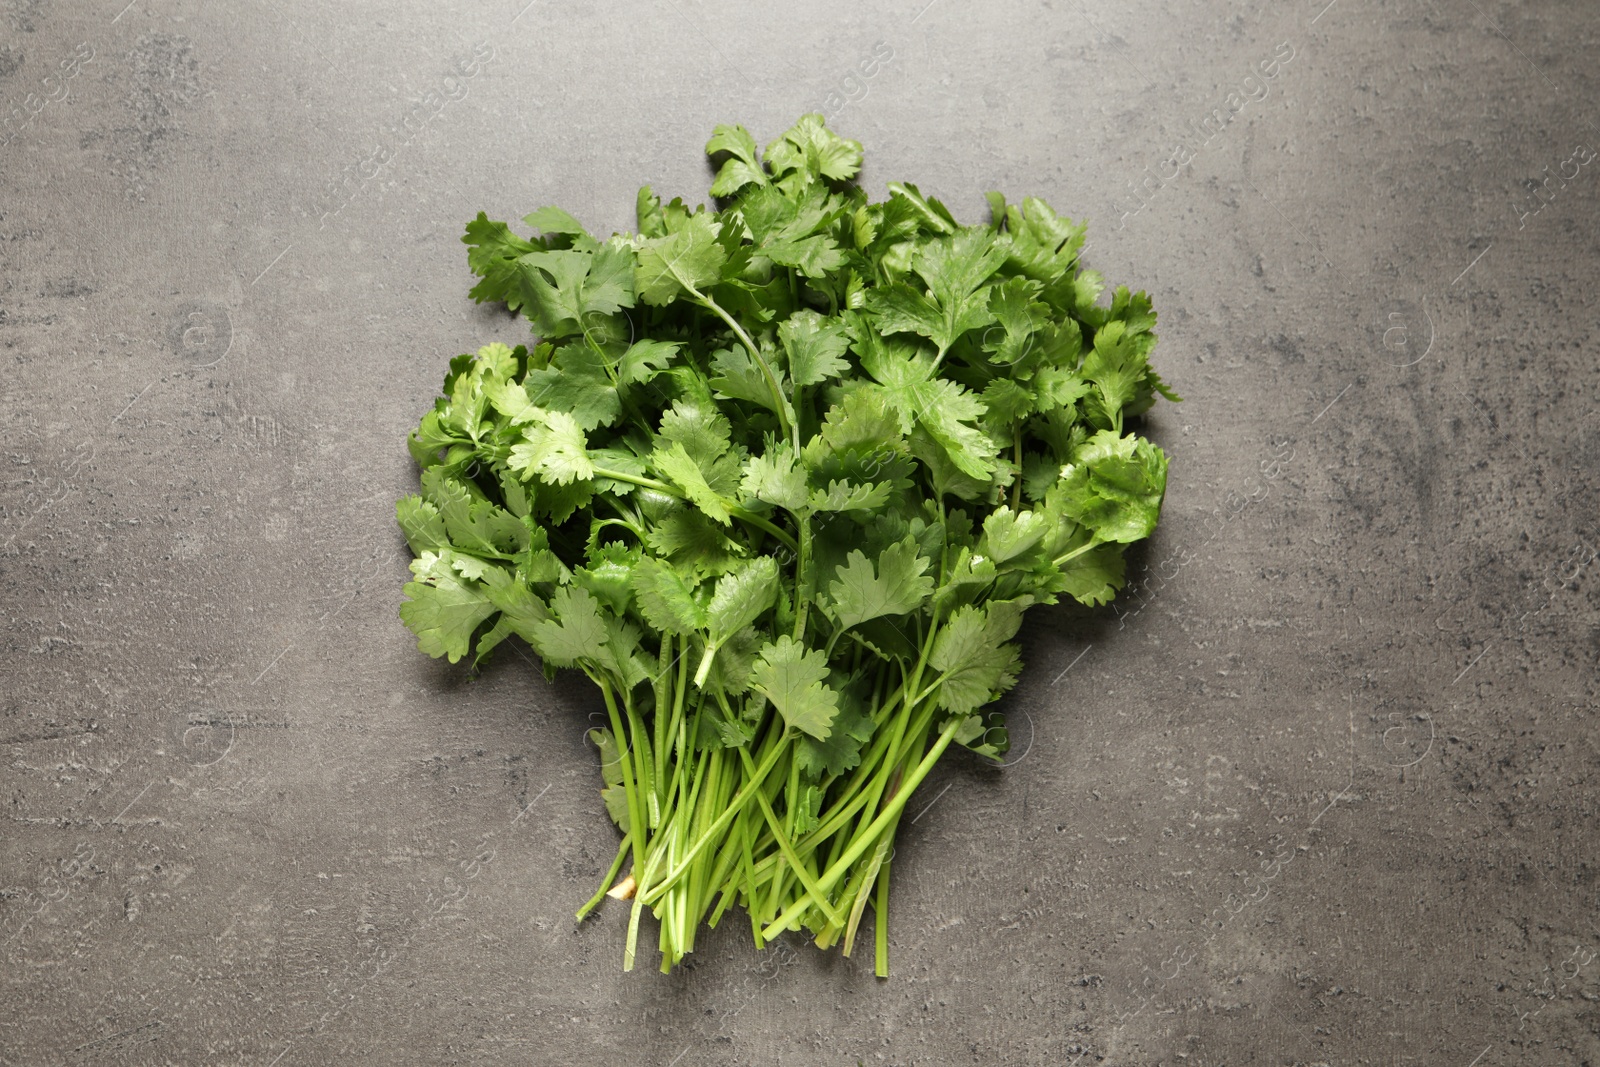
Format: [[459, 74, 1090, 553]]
[[597, 677, 646, 901], [737, 746, 846, 927], [575, 830, 632, 922], [760, 714, 966, 941], [690, 289, 796, 450], [1052, 537, 1102, 568], [791, 516, 814, 643], [638, 730, 793, 906], [873, 853, 892, 977]]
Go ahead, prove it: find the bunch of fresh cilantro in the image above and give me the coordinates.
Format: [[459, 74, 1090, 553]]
[[397, 115, 1177, 975]]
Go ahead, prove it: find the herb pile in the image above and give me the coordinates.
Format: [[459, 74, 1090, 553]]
[[397, 115, 1177, 975]]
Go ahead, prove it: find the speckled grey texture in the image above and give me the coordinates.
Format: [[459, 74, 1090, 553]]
[[3, 1, 1597, 1064]]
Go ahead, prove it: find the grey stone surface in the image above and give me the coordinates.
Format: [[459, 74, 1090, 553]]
[[2, 0, 1597, 1064]]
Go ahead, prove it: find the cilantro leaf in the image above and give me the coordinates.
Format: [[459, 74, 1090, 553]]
[[635, 212, 728, 305], [631, 557, 707, 635], [979, 505, 1047, 563], [463, 214, 539, 309], [514, 241, 636, 340], [779, 310, 850, 386], [707, 557, 779, 641], [928, 598, 1031, 714], [763, 113, 863, 188], [530, 585, 608, 668], [825, 536, 934, 630], [506, 410, 594, 485], [750, 635, 841, 740], [400, 555, 497, 664], [706, 123, 768, 197], [741, 444, 809, 512]]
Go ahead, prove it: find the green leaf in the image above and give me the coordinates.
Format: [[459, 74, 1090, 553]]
[[574, 543, 638, 615], [618, 339, 678, 385], [981, 377, 1034, 427], [955, 712, 1008, 759], [521, 343, 621, 430], [779, 309, 851, 386], [928, 598, 1031, 714], [421, 468, 529, 557], [507, 410, 594, 485], [808, 479, 892, 513], [657, 400, 733, 467], [513, 242, 636, 339], [856, 337, 995, 482], [631, 557, 707, 635], [750, 635, 841, 740], [709, 345, 785, 413], [763, 113, 863, 187], [654, 442, 732, 525], [979, 505, 1047, 563], [707, 123, 768, 197], [706, 557, 779, 641], [463, 212, 539, 309], [741, 445, 809, 512], [999, 196, 1086, 282], [795, 699, 874, 778], [739, 184, 848, 278], [399, 562, 496, 664], [529, 586, 608, 668], [1054, 538, 1126, 607], [983, 276, 1049, 365], [826, 536, 934, 630], [1057, 430, 1168, 543], [595, 614, 651, 691], [702, 625, 763, 696], [523, 205, 600, 252], [644, 509, 739, 576], [396, 495, 450, 555], [636, 184, 667, 238], [1080, 320, 1147, 419], [635, 212, 728, 305]]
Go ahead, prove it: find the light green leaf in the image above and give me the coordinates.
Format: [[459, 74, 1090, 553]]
[[706, 557, 779, 641], [980, 506, 1047, 563], [529, 586, 608, 668], [707, 123, 768, 197], [808, 479, 891, 513], [630, 557, 707, 635], [396, 495, 450, 555], [750, 635, 840, 740], [741, 445, 808, 512], [399, 569, 496, 664], [635, 212, 728, 305], [826, 536, 934, 630], [779, 309, 850, 386], [507, 410, 594, 485], [654, 442, 732, 525], [927, 597, 1031, 714]]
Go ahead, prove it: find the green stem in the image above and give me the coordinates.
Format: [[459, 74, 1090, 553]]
[[597, 678, 646, 882], [639, 730, 793, 906], [691, 289, 795, 449], [792, 515, 815, 643], [737, 746, 845, 928], [1053, 536, 1102, 569], [574, 831, 631, 922], [874, 851, 892, 978], [760, 715, 967, 941]]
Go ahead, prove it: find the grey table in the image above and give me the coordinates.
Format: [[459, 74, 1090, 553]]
[[3, 1, 1597, 1064]]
